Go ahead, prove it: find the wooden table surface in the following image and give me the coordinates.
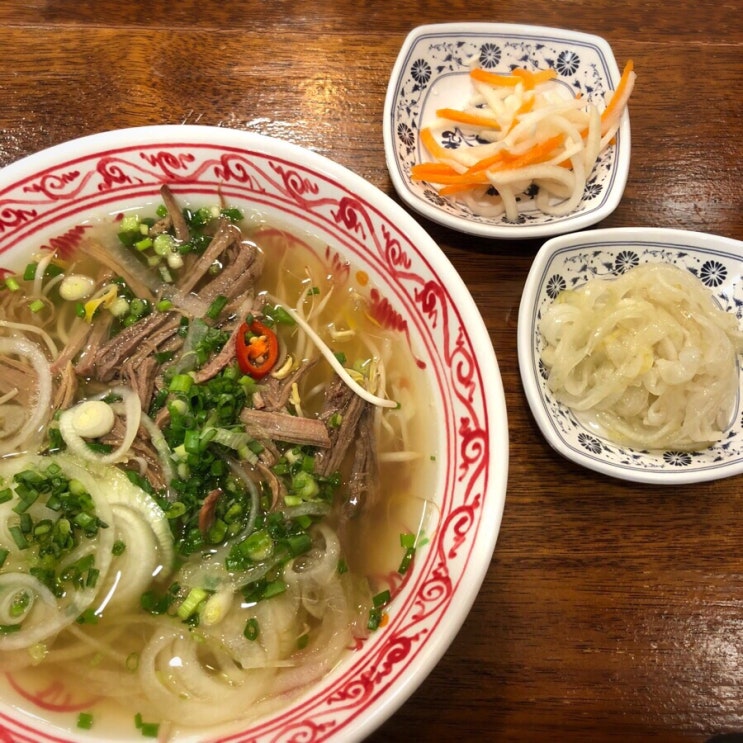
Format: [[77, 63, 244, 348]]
[[1, 1, 742, 741]]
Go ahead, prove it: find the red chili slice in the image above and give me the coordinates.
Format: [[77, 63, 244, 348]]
[[235, 319, 279, 379]]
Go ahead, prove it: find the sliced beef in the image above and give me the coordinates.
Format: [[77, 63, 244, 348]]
[[313, 376, 368, 477], [50, 319, 94, 375], [191, 292, 257, 384], [345, 404, 378, 517], [252, 360, 317, 412], [176, 218, 241, 295], [79, 310, 180, 381], [159, 185, 190, 242], [240, 408, 331, 448], [0, 356, 36, 401], [102, 416, 169, 492], [121, 356, 159, 412], [52, 360, 79, 412], [256, 460, 284, 509], [193, 330, 237, 384], [198, 488, 222, 535], [199, 240, 265, 303], [69, 312, 114, 378]]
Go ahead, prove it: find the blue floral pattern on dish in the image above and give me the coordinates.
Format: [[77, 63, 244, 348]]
[[387, 26, 627, 234], [526, 235, 743, 482]]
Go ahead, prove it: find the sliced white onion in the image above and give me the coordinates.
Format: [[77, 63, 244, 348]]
[[0, 337, 53, 455], [99, 504, 159, 611], [0, 454, 115, 650], [58, 385, 141, 465], [138, 411, 176, 486], [0, 320, 58, 358], [100, 463, 174, 574]]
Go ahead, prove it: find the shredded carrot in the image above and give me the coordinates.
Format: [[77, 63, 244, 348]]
[[435, 107, 501, 130], [511, 67, 557, 89], [498, 134, 565, 172], [464, 150, 509, 174], [469, 68, 521, 87], [470, 66, 556, 89], [601, 60, 635, 127], [515, 94, 536, 117], [410, 162, 459, 178], [415, 133, 566, 187], [459, 133, 565, 177], [419, 127, 449, 160]]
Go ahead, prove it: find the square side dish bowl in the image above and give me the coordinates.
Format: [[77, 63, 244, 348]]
[[518, 227, 743, 484], [0, 125, 508, 741], [383, 23, 632, 239]]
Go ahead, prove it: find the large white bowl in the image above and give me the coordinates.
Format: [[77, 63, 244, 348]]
[[0, 125, 508, 741], [518, 226, 743, 484], [383, 22, 631, 239]]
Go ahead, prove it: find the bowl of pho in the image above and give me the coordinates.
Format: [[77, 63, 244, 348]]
[[518, 227, 743, 484], [0, 125, 508, 741]]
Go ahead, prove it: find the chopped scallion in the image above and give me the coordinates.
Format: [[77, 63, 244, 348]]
[[243, 617, 259, 641], [134, 712, 160, 738], [205, 294, 228, 320], [9, 525, 28, 550], [176, 587, 208, 620], [373, 589, 391, 608], [112, 540, 126, 556]]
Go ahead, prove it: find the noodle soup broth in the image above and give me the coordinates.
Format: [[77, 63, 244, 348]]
[[0, 198, 439, 740]]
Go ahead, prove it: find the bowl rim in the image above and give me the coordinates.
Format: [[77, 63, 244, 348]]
[[518, 225, 743, 485], [0, 124, 510, 741], [382, 22, 631, 240]]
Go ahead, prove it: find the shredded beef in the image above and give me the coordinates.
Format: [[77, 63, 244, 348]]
[[345, 404, 378, 517], [122, 356, 159, 412], [79, 310, 180, 381], [313, 376, 368, 477], [159, 184, 190, 242], [199, 240, 265, 303], [52, 361, 79, 413], [177, 218, 241, 295], [240, 408, 331, 448], [252, 360, 317, 412]]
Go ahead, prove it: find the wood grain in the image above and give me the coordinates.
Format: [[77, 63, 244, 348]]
[[0, 1, 742, 741]]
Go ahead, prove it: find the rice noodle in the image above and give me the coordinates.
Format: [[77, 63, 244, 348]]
[[539, 262, 743, 450]]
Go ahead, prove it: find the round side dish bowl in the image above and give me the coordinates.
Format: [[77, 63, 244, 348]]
[[0, 125, 508, 741], [518, 226, 743, 484], [383, 22, 631, 239]]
